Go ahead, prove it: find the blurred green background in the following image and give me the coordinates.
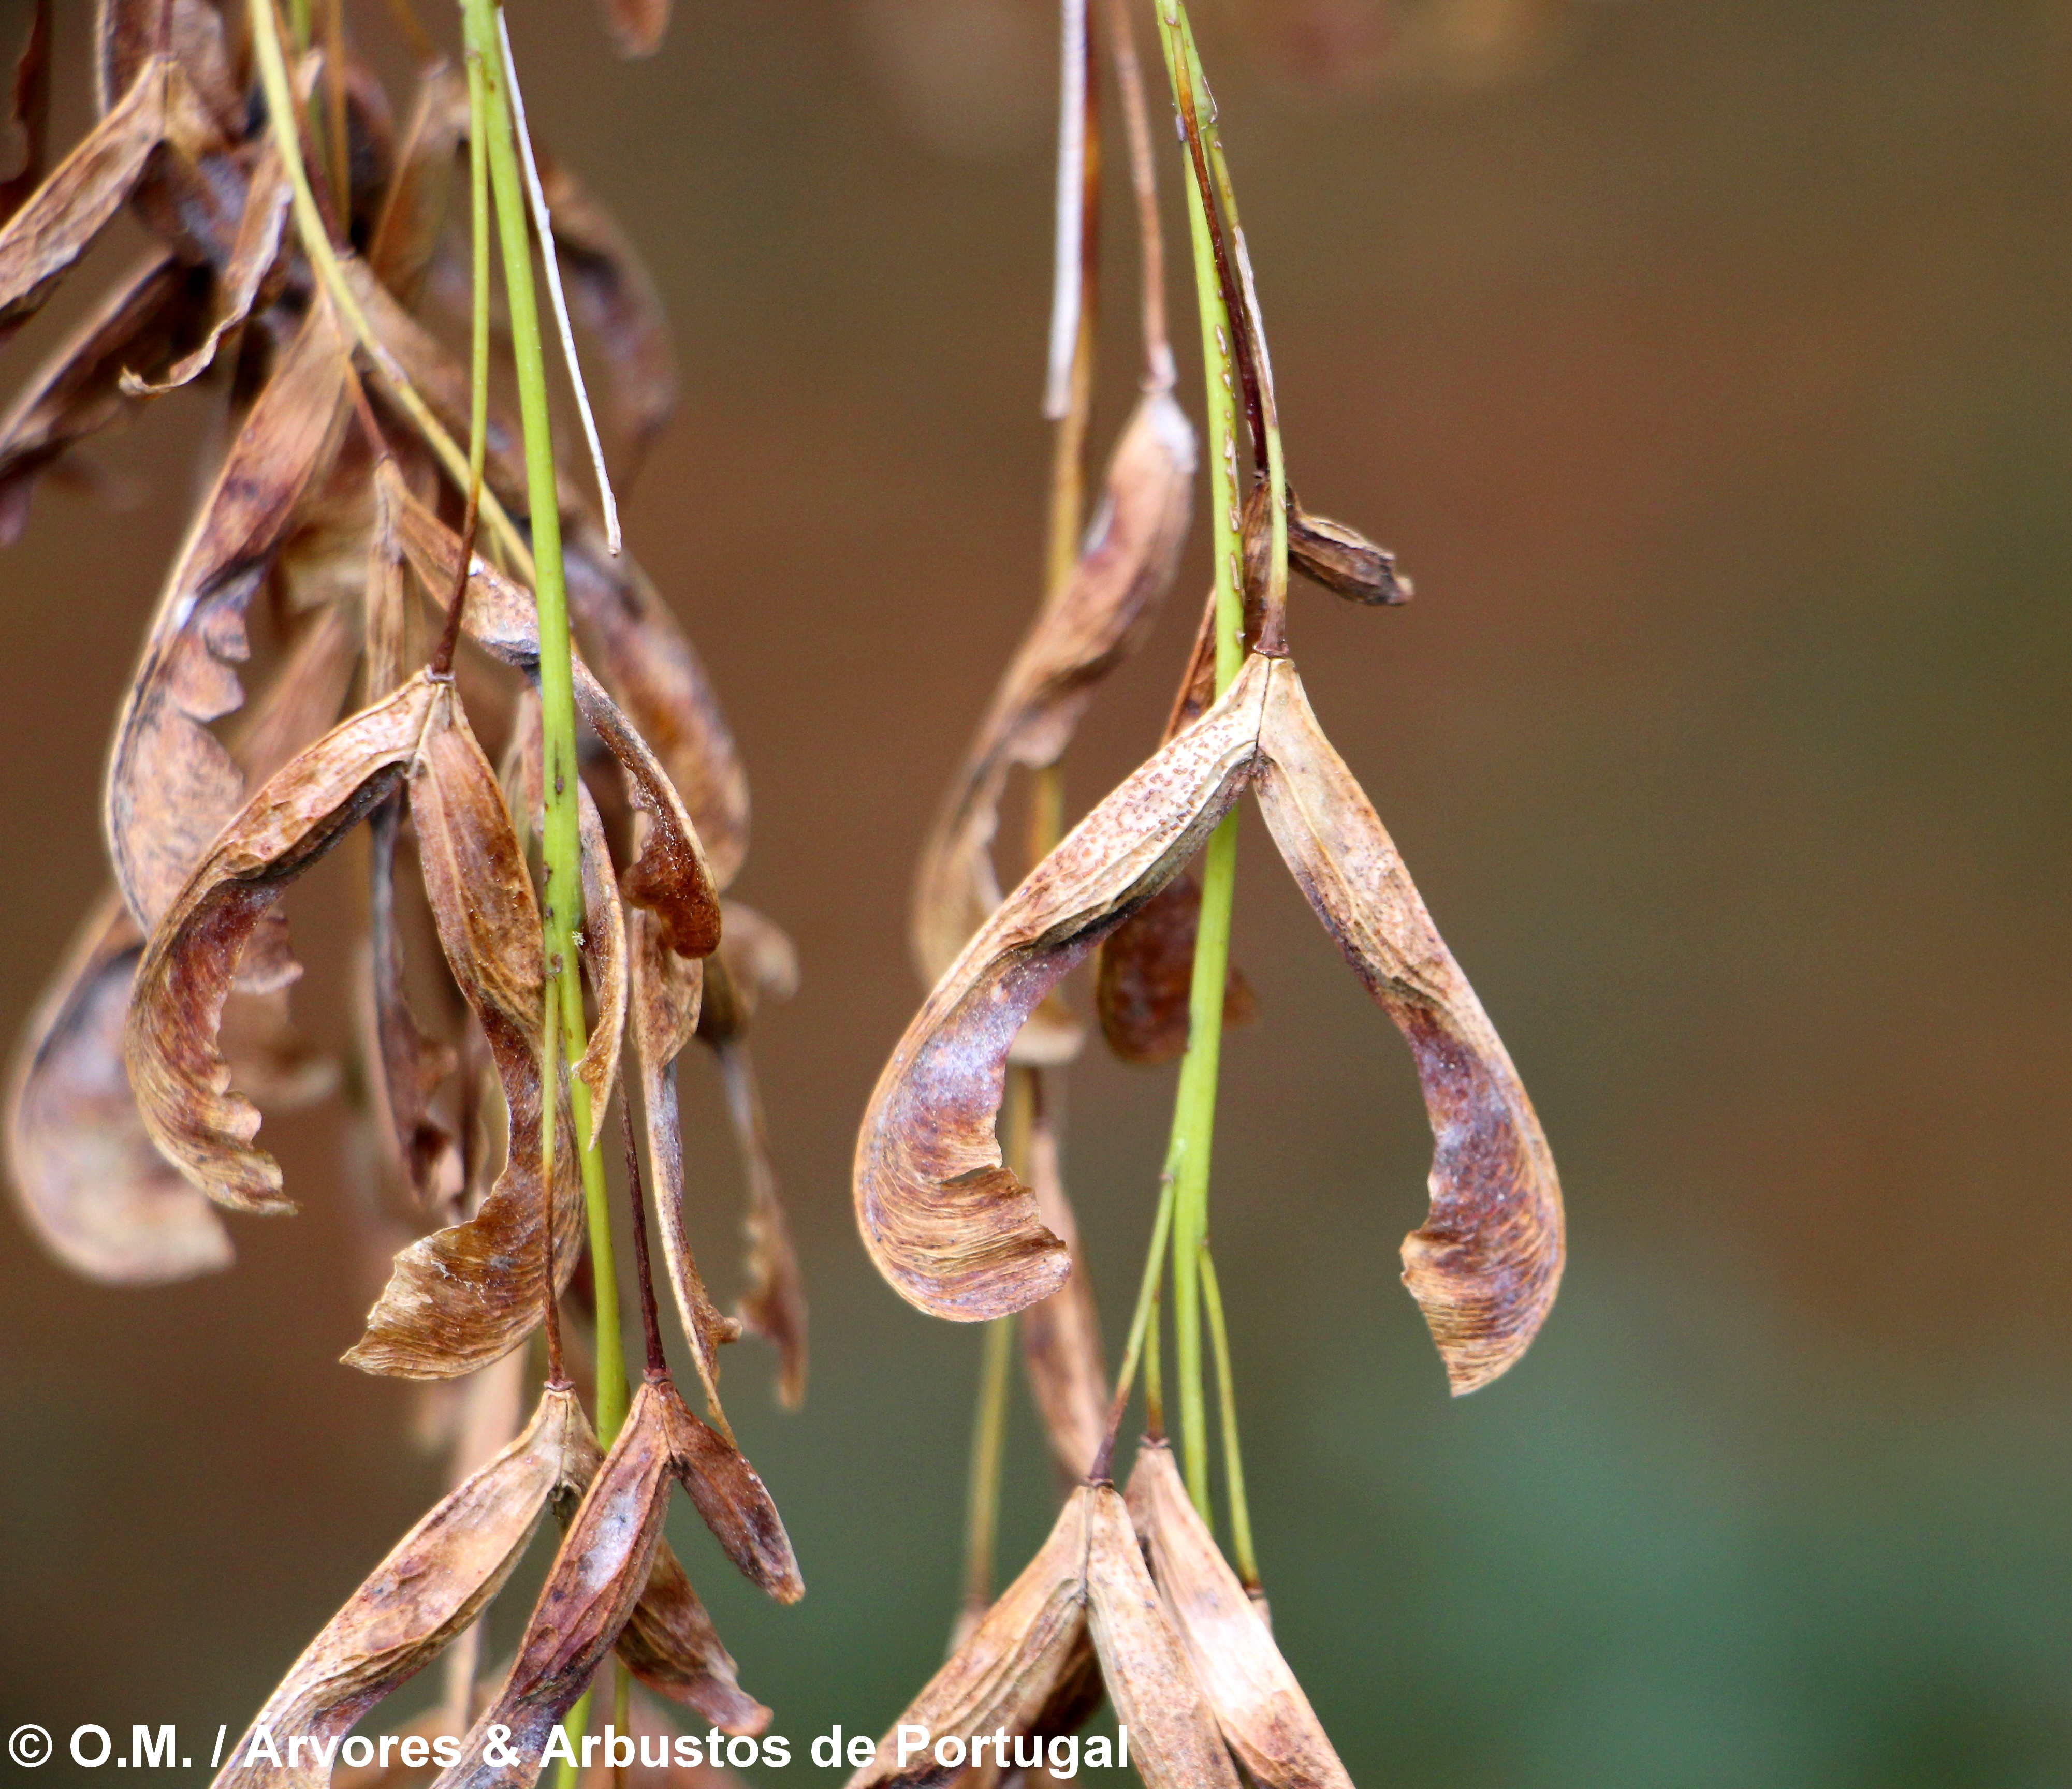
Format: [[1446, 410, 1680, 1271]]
[[6, 0, 2072, 1784]]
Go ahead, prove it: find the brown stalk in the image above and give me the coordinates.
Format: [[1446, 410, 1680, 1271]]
[[622, 1095, 670, 1382]]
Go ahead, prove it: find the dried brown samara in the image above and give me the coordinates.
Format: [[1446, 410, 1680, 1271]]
[[214, 1386, 600, 1789], [911, 389, 1196, 1000], [435, 1376, 799, 1789], [859, 651, 1562, 1389], [1126, 1442, 1350, 1789]]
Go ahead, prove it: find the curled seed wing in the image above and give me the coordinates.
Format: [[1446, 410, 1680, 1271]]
[[106, 300, 355, 932], [617, 1540, 772, 1737], [7, 896, 230, 1283], [434, 1382, 680, 1789], [0, 251, 207, 545], [537, 156, 677, 489], [125, 677, 446, 1213], [600, 0, 674, 57], [382, 464, 723, 958], [0, 57, 202, 346], [369, 63, 471, 307], [565, 526, 747, 894], [1253, 658, 1563, 1392], [1083, 1484, 1242, 1789], [1017, 1105, 1107, 1478], [1125, 1444, 1350, 1789], [658, 1376, 802, 1602], [630, 907, 737, 1417], [8, 604, 356, 1275], [847, 1488, 1092, 1789], [855, 654, 1272, 1322], [212, 1386, 596, 1789], [348, 698, 587, 1378], [912, 390, 1196, 991], [128, 133, 292, 395]]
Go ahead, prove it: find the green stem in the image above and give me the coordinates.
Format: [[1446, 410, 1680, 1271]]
[[1095, 1146, 1177, 1476], [247, 0, 530, 575], [1198, 1242, 1258, 1586], [1149, 0, 1244, 1523], [961, 1306, 1016, 1618]]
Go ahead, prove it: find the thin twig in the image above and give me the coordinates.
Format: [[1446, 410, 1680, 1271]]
[[1101, 0, 1172, 388]]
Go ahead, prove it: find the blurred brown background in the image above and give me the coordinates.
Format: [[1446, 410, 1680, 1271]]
[[6, 0, 2072, 1783]]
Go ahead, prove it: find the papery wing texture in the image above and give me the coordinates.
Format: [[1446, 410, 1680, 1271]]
[[912, 390, 1195, 992], [1253, 660, 1562, 1392], [434, 1383, 681, 1789], [848, 1488, 1093, 1789], [106, 300, 353, 932], [856, 654, 1270, 1321], [1125, 1444, 1350, 1789], [213, 1386, 599, 1789], [348, 695, 586, 1378], [126, 677, 445, 1213], [1083, 1484, 1241, 1789]]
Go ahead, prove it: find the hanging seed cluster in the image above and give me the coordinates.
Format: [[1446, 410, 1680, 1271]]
[[1, 1, 806, 1778], [853, 0, 1565, 1777]]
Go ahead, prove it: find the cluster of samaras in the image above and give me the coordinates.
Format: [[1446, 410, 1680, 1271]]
[[1, 3, 807, 1785]]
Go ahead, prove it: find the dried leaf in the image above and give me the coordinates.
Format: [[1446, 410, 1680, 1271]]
[[1093, 868, 1257, 1066], [1082, 1483, 1240, 1789], [369, 63, 471, 307], [6, 896, 231, 1284], [537, 154, 677, 487], [0, 57, 212, 350], [1242, 482, 1408, 608], [126, 677, 447, 1212], [382, 464, 724, 958], [600, 0, 674, 58], [1125, 1443, 1350, 1789], [349, 686, 588, 1377], [617, 1538, 771, 1737], [1252, 661, 1562, 1392], [856, 655, 1271, 1321], [912, 390, 1196, 990], [436, 1377, 798, 1789], [0, 251, 207, 542], [106, 300, 354, 932], [630, 904, 737, 1416], [127, 131, 291, 394], [847, 1488, 1094, 1789], [213, 1385, 601, 1789], [1017, 1105, 1107, 1477]]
